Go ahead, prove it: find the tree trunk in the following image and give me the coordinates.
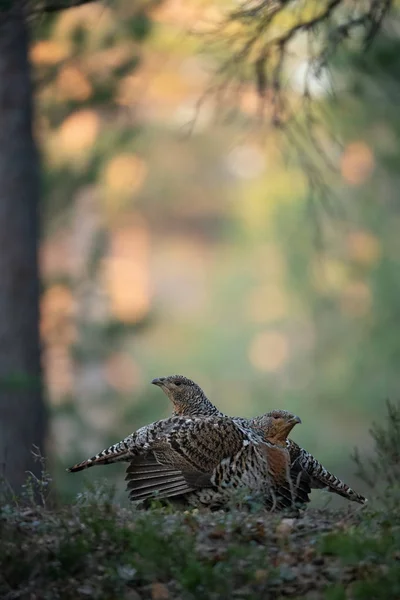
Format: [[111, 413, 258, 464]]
[[0, 8, 47, 496]]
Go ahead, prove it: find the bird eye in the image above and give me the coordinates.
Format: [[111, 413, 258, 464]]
[[174, 381, 182, 386]]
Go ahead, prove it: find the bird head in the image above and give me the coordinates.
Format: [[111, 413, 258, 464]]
[[151, 374, 219, 417], [253, 409, 301, 445]]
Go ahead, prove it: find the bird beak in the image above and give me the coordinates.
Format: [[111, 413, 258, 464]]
[[151, 377, 165, 387], [291, 415, 302, 425]]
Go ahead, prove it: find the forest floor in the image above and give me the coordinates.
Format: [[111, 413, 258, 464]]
[[1, 489, 399, 600], [2, 402, 400, 599]]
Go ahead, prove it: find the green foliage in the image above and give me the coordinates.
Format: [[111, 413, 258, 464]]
[[319, 401, 400, 599], [321, 523, 400, 600], [0, 480, 272, 599], [4, 400, 400, 600], [325, 586, 347, 600], [1, 479, 399, 599], [353, 400, 400, 511]]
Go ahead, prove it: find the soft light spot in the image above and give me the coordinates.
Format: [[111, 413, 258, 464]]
[[58, 110, 99, 156], [104, 154, 147, 200], [346, 231, 381, 266], [341, 142, 374, 185], [248, 331, 289, 372], [241, 90, 260, 116], [56, 66, 92, 102], [292, 61, 330, 97], [226, 144, 265, 179], [103, 220, 150, 323], [40, 284, 76, 343], [30, 40, 69, 65]]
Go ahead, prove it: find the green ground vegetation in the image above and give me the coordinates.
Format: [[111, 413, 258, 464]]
[[1, 402, 400, 600]]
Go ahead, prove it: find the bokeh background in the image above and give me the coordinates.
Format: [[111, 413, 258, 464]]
[[32, 0, 400, 503]]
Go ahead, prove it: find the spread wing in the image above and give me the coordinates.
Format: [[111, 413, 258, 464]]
[[125, 450, 203, 501], [125, 416, 247, 502]]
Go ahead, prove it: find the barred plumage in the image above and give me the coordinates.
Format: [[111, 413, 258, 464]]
[[68, 411, 304, 509], [288, 440, 366, 504], [151, 375, 367, 505]]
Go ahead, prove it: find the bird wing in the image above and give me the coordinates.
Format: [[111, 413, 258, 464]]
[[125, 446, 212, 501], [66, 419, 172, 473], [125, 416, 247, 502], [66, 415, 218, 474]]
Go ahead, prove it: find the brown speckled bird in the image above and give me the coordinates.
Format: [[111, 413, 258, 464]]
[[151, 375, 367, 505], [68, 410, 303, 509]]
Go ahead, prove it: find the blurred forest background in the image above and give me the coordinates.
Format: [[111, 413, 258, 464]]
[[4, 0, 399, 503]]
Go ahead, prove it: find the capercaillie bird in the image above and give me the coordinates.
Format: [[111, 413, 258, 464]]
[[151, 374, 367, 505], [67, 410, 305, 509]]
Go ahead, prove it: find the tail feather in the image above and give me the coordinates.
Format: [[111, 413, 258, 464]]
[[309, 462, 367, 504], [67, 439, 132, 473], [289, 442, 367, 505]]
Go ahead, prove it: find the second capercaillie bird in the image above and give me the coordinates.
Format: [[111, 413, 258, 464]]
[[150, 374, 367, 505], [68, 410, 306, 509]]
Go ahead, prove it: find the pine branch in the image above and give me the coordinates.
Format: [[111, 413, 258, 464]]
[[42, 0, 98, 12]]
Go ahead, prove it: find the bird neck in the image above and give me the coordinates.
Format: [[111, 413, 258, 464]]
[[201, 396, 223, 417], [252, 424, 288, 447], [266, 436, 287, 448], [172, 391, 222, 418]]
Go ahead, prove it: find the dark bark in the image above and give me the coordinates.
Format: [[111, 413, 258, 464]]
[[0, 8, 47, 496]]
